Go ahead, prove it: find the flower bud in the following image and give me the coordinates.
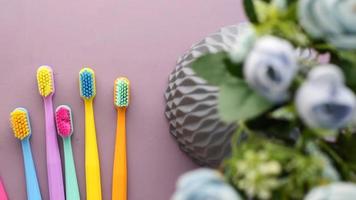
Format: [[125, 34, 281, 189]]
[[244, 36, 297, 103], [296, 65, 356, 129]]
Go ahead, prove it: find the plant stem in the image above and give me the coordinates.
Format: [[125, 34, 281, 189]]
[[239, 121, 254, 136]]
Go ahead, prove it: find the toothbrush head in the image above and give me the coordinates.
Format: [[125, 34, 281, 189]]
[[37, 65, 55, 97], [114, 77, 130, 108], [79, 68, 96, 100], [55, 105, 73, 138], [10, 108, 32, 140]]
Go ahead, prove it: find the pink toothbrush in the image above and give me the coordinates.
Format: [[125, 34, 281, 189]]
[[37, 66, 65, 200], [0, 178, 8, 200]]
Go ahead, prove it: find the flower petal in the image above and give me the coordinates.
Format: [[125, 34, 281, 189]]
[[313, 0, 343, 35], [334, 0, 356, 32], [328, 35, 356, 50], [299, 0, 324, 38]]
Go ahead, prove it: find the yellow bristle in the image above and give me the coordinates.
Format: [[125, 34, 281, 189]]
[[10, 109, 31, 140], [37, 66, 54, 97]]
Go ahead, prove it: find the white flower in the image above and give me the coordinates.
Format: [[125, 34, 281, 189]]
[[305, 183, 356, 200], [259, 161, 281, 175], [234, 151, 281, 200], [295, 48, 318, 63], [171, 168, 242, 200], [244, 36, 298, 103], [298, 0, 356, 50], [228, 23, 256, 63], [296, 64, 356, 129]]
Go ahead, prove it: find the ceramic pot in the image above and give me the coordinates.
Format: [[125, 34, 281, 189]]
[[164, 25, 246, 167]]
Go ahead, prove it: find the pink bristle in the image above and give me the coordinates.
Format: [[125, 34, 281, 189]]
[[55, 106, 72, 137]]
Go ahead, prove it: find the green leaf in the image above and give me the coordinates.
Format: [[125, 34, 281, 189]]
[[218, 79, 273, 122], [254, 0, 270, 22], [339, 51, 356, 64], [191, 52, 234, 86], [225, 58, 244, 79], [243, 0, 259, 23], [246, 115, 299, 144], [270, 104, 297, 121], [285, 1, 298, 20], [308, 128, 337, 138]]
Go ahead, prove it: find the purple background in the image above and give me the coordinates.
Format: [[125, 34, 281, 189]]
[[0, 1, 244, 199]]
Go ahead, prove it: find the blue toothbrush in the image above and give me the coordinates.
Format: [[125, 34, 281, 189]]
[[10, 108, 42, 200]]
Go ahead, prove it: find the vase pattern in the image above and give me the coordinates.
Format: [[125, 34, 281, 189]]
[[164, 25, 244, 167]]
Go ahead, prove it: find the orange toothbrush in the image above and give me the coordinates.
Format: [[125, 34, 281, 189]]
[[112, 77, 130, 200]]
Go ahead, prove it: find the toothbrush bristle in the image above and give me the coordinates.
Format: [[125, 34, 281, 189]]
[[37, 66, 54, 97], [79, 68, 96, 99], [114, 77, 130, 108], [10, 108, 31, 140], [55, 105, 73, 137]]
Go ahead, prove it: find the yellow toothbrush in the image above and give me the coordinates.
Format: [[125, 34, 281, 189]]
[[79, 67, 102, 200], [112, 77, 130, 200]]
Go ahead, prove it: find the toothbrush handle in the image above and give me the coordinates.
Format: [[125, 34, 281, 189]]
[[112, 108, 127, 200], [0, 178, 8, 200], [21, 139, 42, 200], [84, 100, 102, 200], [44, 98, 65, 200], [63, 137, 80, 200]]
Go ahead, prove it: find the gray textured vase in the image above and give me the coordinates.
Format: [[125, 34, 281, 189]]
[[164, 25, 247, 167]]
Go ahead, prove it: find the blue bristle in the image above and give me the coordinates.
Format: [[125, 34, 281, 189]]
[[80, 69, 95, 99]]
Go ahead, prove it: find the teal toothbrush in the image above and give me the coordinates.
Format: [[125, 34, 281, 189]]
[[55, 105, 80, 200]]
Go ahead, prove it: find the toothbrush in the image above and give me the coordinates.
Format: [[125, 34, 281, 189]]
[[112, 77, 130, 200], [36, 66, 65, 200], [55, 105, 80, 200], [79, 67, 102, 200], [0, 178, 8, 200], [10, 108, 42, 200]]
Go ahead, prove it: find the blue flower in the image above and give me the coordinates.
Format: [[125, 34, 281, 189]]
[[299, 0, 356, 50], [296, 64, 356, 129], [305, 183, 356, 200], [171, 168, 242, 200], [244, 36, 298, 103]]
